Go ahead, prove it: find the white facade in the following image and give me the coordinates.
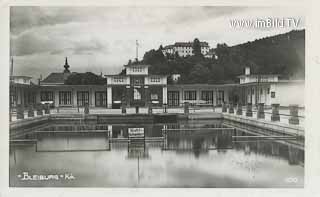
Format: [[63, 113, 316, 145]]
[[106, 76, 130, 85], [125, 65, 149, 75], [239, 75, 279, 84], [171, 74, 181, 82], [270, 81, 304, 107], [10, 76, 32, 85], [241, 81, 304, 107], [162, 42, 210, 57], [144, 76, 167, 85]]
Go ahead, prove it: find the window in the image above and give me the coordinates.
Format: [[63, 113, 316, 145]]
[[184, 91, 197, 101], [150, 94, 158, 100], [201, 91, 213, 104], [151, 77, 160, 83], [77, 91, 89, 107], [217, 90, 224, 105], [131, 77, 144, 85], [95, 91, 106, 107], [59, 91, 72, 105], [134, 88, 141, 100], [40, 91, 54, 101], [271, 92, 276, 98], [132, 67, 142, 72], [114, 77, 124, 83], [24, 92, 36, 106]]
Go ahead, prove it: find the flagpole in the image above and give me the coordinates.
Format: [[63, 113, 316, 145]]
[[136, 40, 138, 61]]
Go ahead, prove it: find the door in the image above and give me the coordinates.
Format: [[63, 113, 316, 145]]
[[95, 91, 106, 107], [168, 91, 180, 106], [77, 91, 89, 107]]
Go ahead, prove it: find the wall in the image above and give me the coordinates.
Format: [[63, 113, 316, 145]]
[[271, 82, 305, 107], [145, 76, 167, 85], [39, 85, 107, 107], [12, 78, 31, 85], [126, 66, 148, 75], [167, 85, 234, 106]]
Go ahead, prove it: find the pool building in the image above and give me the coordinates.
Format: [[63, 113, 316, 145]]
[[9, 58, 305, 109]]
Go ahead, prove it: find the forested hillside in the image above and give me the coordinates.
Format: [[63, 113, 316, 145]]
[[124, 29, 305, 84]]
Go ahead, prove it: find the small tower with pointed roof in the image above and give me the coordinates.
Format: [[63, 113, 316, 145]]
[[63, 57, 71, 80], [64, 57, 70, 73]]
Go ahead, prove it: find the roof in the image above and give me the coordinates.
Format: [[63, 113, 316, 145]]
[[277, 79, 305, 83], [10, 81, 38, 88], [163, 45, 174, 49], [124, 64, 151, 68], [237, 74, 280, 78], [168, 83, 239, 88], [148, 74, 169, 77], [10, 75, 32, 79], [104, 75, 129, 77], [41, 73, 66, 84], [238, 80, 304, 86], [174, 42, 209, 47]]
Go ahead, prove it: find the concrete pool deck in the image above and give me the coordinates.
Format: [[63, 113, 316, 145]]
[[10, 106, 305, 138]]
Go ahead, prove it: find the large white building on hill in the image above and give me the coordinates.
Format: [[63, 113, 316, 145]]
[[162, 41, 210, 57]]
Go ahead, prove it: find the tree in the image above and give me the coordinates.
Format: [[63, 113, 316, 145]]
[[192, 38, 202, 57], [137, 29, 305, 84], [188, 63, 211, 83], [119, 68, 126, 75]]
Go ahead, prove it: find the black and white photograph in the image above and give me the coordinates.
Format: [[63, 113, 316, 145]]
[[8, 6, 306, 188]]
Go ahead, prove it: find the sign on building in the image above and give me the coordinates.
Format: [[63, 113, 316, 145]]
[[128, 128, 145, 138]]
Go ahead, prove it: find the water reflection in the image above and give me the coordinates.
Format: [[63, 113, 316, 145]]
[[9, 120, 304, 187]]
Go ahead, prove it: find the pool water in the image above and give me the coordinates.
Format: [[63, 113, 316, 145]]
[[9, 120, 304, 187]]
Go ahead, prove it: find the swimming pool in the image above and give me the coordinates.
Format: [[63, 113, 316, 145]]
[[9, 119, 304, 187]]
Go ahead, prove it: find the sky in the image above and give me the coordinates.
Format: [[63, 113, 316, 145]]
[[10, 6, 305, 81]]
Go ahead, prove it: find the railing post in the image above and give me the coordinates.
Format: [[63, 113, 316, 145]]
[[84, 102, 89, 114], [163, 103, 167, 113], [271, 103, 280, 121], [257, 103, 265, 119], [27, 104, 34, 117], [228, 103, 234, 114], [289, 105, 299, 125], [288, 145, 299, 165], [236, 104, 242, 115], [36, 104, 43, 116], [16, 104, 24, 120], [135, 105, 139, 114], [222, 102, 227, 113], [246, 103, 253, 117], [184, 102, 189, 115], [148, 102, 153, 115], [121, 102, 126, 114]]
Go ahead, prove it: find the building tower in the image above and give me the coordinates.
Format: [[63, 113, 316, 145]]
[[64, 57, 70, 73]]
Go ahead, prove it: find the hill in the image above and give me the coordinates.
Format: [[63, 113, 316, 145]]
[[124, 29, 305, 84]]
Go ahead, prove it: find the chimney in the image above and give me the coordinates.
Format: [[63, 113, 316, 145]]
[[245, 67, 250, 75]]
